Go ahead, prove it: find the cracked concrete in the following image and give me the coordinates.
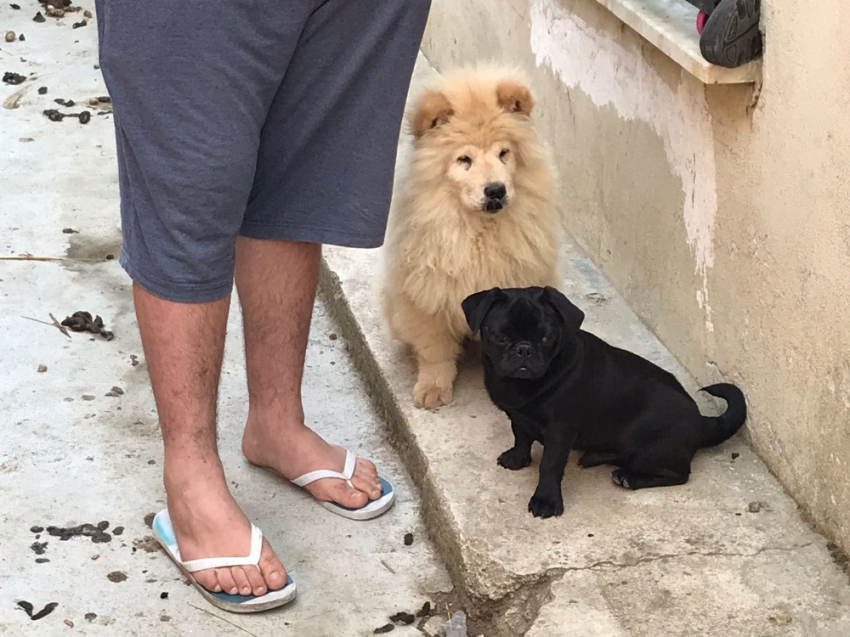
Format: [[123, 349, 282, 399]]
[[320, 53, 850, 636]]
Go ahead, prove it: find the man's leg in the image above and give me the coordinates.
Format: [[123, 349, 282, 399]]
[[237, 0, 431, 501], [135, 287, 286, 596], [95, 0, 316, 596], [237, 239, 380, 507]]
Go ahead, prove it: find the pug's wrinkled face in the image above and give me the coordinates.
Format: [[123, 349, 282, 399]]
[[462, 287, 586, 381]]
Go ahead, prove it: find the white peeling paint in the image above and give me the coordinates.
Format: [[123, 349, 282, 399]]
[[529, 0, 717, 330]]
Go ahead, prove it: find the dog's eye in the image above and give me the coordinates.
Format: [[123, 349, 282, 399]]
[[492, 334, 508, 345], [541, 336, 549, 344], [499, 148, 510, 160], [457, 155, 472, 167]]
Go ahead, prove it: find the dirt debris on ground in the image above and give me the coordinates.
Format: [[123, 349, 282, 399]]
[[390, 611, 416, 625], [5, 31, 15, 42], [61, 311, 114, 340], [3, 71, 26, 85], [107, 571, 127, 583], [133, 535, 161, 554], [18, 600, 59, 621], [30, 541, 48, 555], [43, 520, 113, 543]]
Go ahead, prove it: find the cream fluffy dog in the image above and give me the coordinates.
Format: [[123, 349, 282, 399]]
[[382, 66, 561, 409]]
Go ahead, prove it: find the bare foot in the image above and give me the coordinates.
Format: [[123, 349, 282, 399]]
[[242, 415, 382, 509], [164, 463, 288, 596]]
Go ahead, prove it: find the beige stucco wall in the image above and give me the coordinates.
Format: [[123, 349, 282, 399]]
[[421, 0, 850, 550]]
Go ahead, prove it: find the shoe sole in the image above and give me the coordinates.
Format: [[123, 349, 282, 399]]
[[699, 0, 763, 68]]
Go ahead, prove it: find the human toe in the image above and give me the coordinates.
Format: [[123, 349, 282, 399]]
[[258, 539, 287, 592]]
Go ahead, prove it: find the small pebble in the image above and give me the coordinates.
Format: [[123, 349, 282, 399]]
[[19, 33, 25, 41], [748, 501, 764, 513], [83, 9, 91, 18], [72, 19, 86, 29], [731, 452, 740, 460], [160, 615, 171, 622], [113, 526, 124, 536], [10, 3, 21, 9], [78, 110, 91, 124], [64, 619, 74, 628], [30, 525, 44, 533], [160, 592, 168, 600], [37, 86, 48, 95], [107, 571, 127, 583], [84, 613, 96, 622], [37, 364, 47, 373], [328, 333, 338, 340], [416, 601, 432, 617], [373, 624, 395, 634], [5, 31, 15, 42], [403, 533, 414, 546], [82, 395, 96, 401], [33, 11, 45, 22], [35, 557, 50, 563], [62, 228, 78, 234]]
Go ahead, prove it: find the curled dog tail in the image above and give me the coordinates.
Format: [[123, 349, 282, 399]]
[[699, 383, 748, 448]]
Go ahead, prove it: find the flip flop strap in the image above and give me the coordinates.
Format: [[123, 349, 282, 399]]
[[290, 449, 356, 488], [181, 523, 263, 573]]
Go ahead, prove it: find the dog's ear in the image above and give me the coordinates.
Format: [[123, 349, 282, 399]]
[[462, 288, 502, 335], [496, 80, 534, 116], [411, 89, 454, 138], [543, 286, 584, 331]]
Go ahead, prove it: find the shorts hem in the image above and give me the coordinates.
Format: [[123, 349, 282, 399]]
[[119, 251, 234, 304], [239, 220, 386, 249]]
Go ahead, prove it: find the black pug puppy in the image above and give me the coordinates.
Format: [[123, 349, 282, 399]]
[[462, 286, 747, 519]]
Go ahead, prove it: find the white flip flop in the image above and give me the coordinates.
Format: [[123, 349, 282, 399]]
[[152, 509, 296, 613], [290, 448, 396, 521]]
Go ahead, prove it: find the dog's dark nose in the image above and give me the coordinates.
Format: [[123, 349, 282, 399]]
[[515, 343, 533, 358], [484, 182, 507, 200]]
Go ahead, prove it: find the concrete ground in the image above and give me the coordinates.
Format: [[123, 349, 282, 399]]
[[0, 4, 450, 636], [4, 4, 850, 637], [321, 58, 850, 636]]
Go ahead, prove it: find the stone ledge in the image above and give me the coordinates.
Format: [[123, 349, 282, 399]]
[[590, 0, 761, 84], [317, 52, 847, 637], [319, 236, 850, 635]]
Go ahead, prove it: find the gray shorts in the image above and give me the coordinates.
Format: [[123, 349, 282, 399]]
[[95, 0, 430, 303]]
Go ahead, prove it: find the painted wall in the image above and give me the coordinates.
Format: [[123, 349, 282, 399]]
[[421, 0, 850, 550]]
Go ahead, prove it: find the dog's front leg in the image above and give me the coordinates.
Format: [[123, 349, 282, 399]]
[[528, 426, 578, 519], [410, 320, 462, 409], [497, 417, 534, 470]]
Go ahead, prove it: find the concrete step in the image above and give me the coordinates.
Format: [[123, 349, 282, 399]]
[[319, 54, 850, 637]]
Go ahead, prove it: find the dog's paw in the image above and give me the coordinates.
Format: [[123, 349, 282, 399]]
[[528, 493, 564, 519], [497, 447, 532, 471], [413, 380, 453, 410], [611, 469, 632, 489]]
